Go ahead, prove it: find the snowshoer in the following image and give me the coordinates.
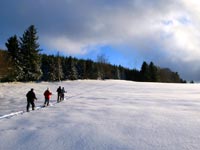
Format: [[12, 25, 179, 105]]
[[26, 88, 37, 112], [44, 88, 52, 107], [57, 86, 62, 102], [61, 87, 66, 101]]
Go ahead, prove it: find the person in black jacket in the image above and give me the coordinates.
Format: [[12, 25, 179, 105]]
[[57, 86, 62, 102], [26, 88, 37, 112], [61, 87, 66, 101]]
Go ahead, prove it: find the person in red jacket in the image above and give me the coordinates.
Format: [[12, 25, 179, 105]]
[[44, 88, 52, 107]]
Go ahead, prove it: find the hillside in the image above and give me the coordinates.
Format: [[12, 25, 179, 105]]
[[0, 80, 200, 150]]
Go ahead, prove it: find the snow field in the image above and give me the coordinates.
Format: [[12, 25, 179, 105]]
[[0, 80, 200, 150]]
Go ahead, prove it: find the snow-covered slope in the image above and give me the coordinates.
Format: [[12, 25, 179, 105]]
[[0, 80, 200, 150]]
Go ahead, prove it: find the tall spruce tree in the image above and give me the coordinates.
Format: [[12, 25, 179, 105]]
[[149, 62, 159, 82], [97, 54, 109, 79], [85, 60, 98, 79], [67, 57, 78, 80], [20, 25, 42, 81], [5, 35, 23, 81], [41, 54, 56, 81], [6, 35, 20, 59], [55, 52, 63, 81], [140, 61, 150, 81]]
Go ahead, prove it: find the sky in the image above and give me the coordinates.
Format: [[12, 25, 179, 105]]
[[1, 0, 200, 81]]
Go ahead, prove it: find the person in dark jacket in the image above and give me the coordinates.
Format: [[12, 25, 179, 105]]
[[26, 88, 37, 112], [57, 86, 62, 102], [61, 87, 67, 101]]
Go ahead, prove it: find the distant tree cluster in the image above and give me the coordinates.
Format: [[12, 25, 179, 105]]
[[40, 54, 121, 81], [139, 61, 186, 83], [0, 25, 186, 83], [40, 57, 186, 83]]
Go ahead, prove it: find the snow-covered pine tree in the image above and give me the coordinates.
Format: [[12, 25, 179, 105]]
[[85, 60, 98, 79], [5, 35, 23, 81], [97, 54, 109, 79], [140, 61, 150, 81], [67, 56, 78, 80], [149, 62, 159, 82], [20, 25, 42, 81], [55, 52, 64, 81]]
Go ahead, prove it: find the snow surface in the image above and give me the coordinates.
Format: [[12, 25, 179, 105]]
[[0, 80, 200, 150]]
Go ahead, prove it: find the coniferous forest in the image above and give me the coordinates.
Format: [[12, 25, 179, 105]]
[[0, 25, 186, 83]]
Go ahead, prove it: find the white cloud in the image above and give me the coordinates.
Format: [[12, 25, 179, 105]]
[[42, 0, 200, 81], [42, 36, 92, 55]]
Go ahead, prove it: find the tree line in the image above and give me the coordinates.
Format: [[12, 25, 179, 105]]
[[0, 25, 186, 83]]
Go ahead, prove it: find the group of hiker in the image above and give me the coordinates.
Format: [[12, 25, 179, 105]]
[[26, 86, 66, 112]]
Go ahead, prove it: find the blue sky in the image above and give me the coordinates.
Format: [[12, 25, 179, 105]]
[[1, 0, 200, 81]]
